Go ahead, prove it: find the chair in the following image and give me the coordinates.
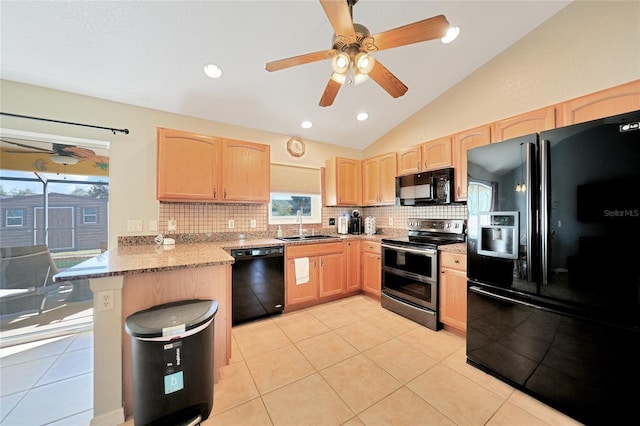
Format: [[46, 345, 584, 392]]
[[0, 245, 78, 317]]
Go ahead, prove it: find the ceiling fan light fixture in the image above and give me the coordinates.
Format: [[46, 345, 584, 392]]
[[441, 26, 460, 44], [330, 71, 347, 85], [355, 53, 375, 74], [331, 53, 350, 74], [352, 66, 369, 85], [50, 155, 79, 165]]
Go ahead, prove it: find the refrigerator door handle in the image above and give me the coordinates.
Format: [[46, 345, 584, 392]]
[[540, 139, 550, 286], [469, 286, 540, 309], [525, 142, 535, 282]]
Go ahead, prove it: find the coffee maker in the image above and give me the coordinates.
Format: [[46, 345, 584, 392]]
[[349, 210, 363, 235]]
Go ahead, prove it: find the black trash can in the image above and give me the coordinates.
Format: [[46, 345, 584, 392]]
[[125, 299, 218, 426]]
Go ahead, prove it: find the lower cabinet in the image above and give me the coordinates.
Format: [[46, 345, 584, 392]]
[[345, 240, 361, 292], [285, 242, 345, 310], [439, 251, 467, 332], [361, 241, 381, 298]]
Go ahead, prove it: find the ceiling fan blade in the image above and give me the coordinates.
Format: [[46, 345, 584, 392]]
[[0, 138, 54, 153], [319, 78, 343, 107], [266, 49, 337, 72], [320, 0, 355, 40], [366, 15, 449, 52], [56, 145, 96, 159], [367, 60, 408, 98]]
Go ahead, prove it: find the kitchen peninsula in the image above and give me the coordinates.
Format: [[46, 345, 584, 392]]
[[54, 241, 251, 425]]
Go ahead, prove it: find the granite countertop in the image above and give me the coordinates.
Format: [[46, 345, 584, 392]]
[[54, 234, 387, 282], [438, 242, 467, 255]]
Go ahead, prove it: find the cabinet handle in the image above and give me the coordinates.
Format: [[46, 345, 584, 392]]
[[224, 189, 227, 199], [441, 270, 445, 273], [424, 160, 428, 169], [454, 259, 459, 263], [213, 188, 217, 198], [416, 161, 420, 170]]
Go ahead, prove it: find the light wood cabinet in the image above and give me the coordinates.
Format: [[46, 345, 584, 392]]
[[157, 129, 270, 203], [362, 152, 396, 206], [221, 138, 270, 202], [397, 137, 452, 176], [325, 157, 362, 206], [439, 251, 467, 332], [285, 242, 345, 309], [345, 240, 361, 292], [361, 241, 381, 299], [453, 125, 491, 201], [156, 128, 221, 202], [560, 80, 640, 126], [492, 106, 556, 143]]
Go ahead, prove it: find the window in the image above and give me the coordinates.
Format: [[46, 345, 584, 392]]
[[269, 193, 321, 225], [83, 207, 98, 224], [5, 209, 24, 227]]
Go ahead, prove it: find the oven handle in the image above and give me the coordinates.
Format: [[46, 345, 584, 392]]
[[381, 243, 437, 256]]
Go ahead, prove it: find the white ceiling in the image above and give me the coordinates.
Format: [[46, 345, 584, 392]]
[[0, 0, 571, 150]]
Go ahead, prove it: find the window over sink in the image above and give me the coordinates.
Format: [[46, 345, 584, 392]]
[[269, 192, 321, 225]]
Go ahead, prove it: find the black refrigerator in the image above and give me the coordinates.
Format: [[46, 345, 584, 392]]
[[466, 110, 640, 425]]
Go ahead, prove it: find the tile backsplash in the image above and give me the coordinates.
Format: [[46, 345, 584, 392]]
[[158, 202, 467, 235]]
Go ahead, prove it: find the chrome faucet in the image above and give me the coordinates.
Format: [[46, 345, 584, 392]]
[[297, 209, 303, 236]]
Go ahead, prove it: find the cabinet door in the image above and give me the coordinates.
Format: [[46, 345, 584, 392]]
[[560, 79, 640, 126], [345, 240, 361, 292], [453, 126, 490, 201], [157, 128, 220, 201], [439, 267, 467, 332], [361, 242, 381, 298], [286, 257, 318, 306], [378, 153, 397, 204], [422, 136, 452, 170], [319, 252, 345, 297], [221, 139, 270, 202], [397, 146, 421, 175], [362, 157, 380, 205], [492, 106, 556, 143], [325, 157, 362, 206]]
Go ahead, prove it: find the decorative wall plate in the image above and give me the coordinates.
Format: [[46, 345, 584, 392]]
[[287, 137, 306, 157]]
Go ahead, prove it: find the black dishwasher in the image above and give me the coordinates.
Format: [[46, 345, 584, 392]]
[[231, 246, 284, 325]]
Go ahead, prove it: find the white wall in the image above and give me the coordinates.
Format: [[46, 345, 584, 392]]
[[1, 0, 638, 247]]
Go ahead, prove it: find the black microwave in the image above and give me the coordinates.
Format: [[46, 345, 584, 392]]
[[396, 168, 454, 205]]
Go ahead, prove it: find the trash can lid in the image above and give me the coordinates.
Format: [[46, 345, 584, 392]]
[[125, 299, 218, 338]]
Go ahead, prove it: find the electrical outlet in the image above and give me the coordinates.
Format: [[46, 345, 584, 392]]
[[149, 220, 158, 232], [250, 219, 257, 228], [329, 218, 335, 225], [228, 219, 234, 229], [388, 217, 394, 226], [97, 290, 114, 311], [127, 219, 143, 232], [168, 218, 177, 231]]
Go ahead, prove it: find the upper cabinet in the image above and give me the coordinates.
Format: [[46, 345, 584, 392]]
[[157, 128, 221, 202], [362, 152, 397, 206], [157, 128, 270, 203], [492, 106, 556, 143], [325, 157, 362, 206], [453, 125, 491, 202], [560, 80, 640, 126], [221, 138, 270, 202], [397, 137, 452, 176]]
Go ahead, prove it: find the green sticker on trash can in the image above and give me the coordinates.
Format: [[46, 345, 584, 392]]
[[164, 371, 184, 394]]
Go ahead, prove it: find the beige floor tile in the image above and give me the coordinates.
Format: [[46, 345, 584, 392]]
[[229, 334, 244, 364], [508, 390, 583, 426], [486, 401, 549, 426], [233, 319, 292, 359], [364, 309, 420, 337], [210, 361, 259, 415], [206, 397, 272, 426], [364, 338, 438, 384], [273, 310, 330, 342], [295, 330, 359, 370], [245, 344, 315, 395], [442, 346, 514, 399], [262, 373, 354, 426], [398, 326, 464, 361], [358, 387, 455, 426], [334, 320, 395, 352], [407, 364, 504, 426], [342, 416, 366, 426], [338, 295, 385, 318], [307, 302, 365, 329], [321, 353, 402, 414]]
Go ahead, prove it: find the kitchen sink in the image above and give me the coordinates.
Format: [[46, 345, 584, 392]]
[[277, 235, 340, 241]]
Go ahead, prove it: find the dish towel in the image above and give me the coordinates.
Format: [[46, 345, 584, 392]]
[[294, 257, 310, 285]]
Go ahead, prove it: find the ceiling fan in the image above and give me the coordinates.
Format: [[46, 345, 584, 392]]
[[0, 138, 109, 166], [265, 0, 450, 107]]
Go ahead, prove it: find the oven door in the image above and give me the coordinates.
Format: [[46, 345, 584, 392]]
[[381, 243, 438, 310]]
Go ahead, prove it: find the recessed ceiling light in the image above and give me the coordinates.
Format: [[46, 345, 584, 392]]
[[203, 63, 223, 79], [356, 112, 369, 121], [441, 26, 460, 44], [301, 121, 312, 129]]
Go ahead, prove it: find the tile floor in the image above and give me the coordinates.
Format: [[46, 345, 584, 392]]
[[1, 295, 583, 425]]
